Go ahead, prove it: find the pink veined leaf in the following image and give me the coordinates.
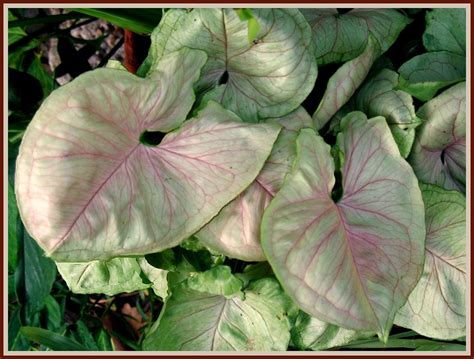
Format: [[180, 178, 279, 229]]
[[409, 82, 466, 193], [196, 107, 312, 261], [142, 8, 317, 122], [15, 48, 281, 262], [262, 112, 425, 340], [395, 183, 466, 340], [312, 36, 380, 130]]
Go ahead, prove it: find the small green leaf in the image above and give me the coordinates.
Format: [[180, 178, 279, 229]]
[[74, 320, 99, 350], [20, 326, 86, 351], [96, 329, 113, 351], [185, 266, 243, 297]]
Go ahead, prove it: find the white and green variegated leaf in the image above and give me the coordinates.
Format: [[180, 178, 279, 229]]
[[301, 9, 409, 65], [395, 183, 466, 339], [196, 107, 312, 261], [292, 311, 375, 350], [398, 52, 465, 101], [57, 257, 167, 297], [143, 266, 295, 351], [354, 69, 421, 157], [262, 113, 425, 340], [140, 8, 317, 121], [313, 37, 380, 130], [423, 8, 466, 56], [16, 48, 280, 262], [409, 82, 466, 193]]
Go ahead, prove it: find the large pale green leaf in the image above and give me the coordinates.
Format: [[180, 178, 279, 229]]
[[313, 37, 380, 130], [301, 9, 409, 65], [423, 8, 466, 56], [56, 257, 167, 297], [398, 52, 465, 101], [196, 107, 312, 261], [395, 184, 466, 339], [262, 113, 425, 340], [409, 82, 466, 193], [16, 48, 280, 262], [354, 69, 421, 157], [143, 267, 295, 351], [292, 311, 375, 350], [140, 8, 317, 121]]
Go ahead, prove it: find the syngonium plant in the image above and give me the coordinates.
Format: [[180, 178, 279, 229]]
[[13, 8, 466, 351]]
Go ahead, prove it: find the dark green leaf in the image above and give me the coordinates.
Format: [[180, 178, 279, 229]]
[[27, 55, 56, 98], [74, 320, 99, 350], [96, 329, 113, 351], [20, 326, 86, 351], [72, 8, 164, 34], [8, 181, 19, 273], [15, 225, 57, 322], [8, 307, 31, 350], [8, 68, 43, 111], [8, 12, 90, 28], [43, 295, 62, 332]]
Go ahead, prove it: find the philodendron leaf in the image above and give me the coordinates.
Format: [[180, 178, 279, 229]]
[[301, 9, 409, 65], [16, 48, 281, 262], [291, 311, 375, 351], [196, 107, 312, 261], [56, 257, 168, 297], [140, 8, 317, 121], [143, 267, 295, 351], [313, 37, 380, 130], [395, 184, 466, 340], [398, 52, 465, 101], [262, 113, 425, 340], [354, 69, 421, 158], [409, 82, 466, 193], [423, 8, 466, 56]]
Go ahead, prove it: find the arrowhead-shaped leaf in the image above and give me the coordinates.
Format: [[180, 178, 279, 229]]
[[398, 51, 465, 101], [143, 267, 295, 351], [16, 48, 281, 262], [354, 69, 421, 158], [409, 82, 466, 193], [262, 113, 425, 339], [196, 107, 312, 261], [313, 37, 380, 130], [395, 183, 466, 340], [301, 9, 409, 65], [140, 9, 317, 121]]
